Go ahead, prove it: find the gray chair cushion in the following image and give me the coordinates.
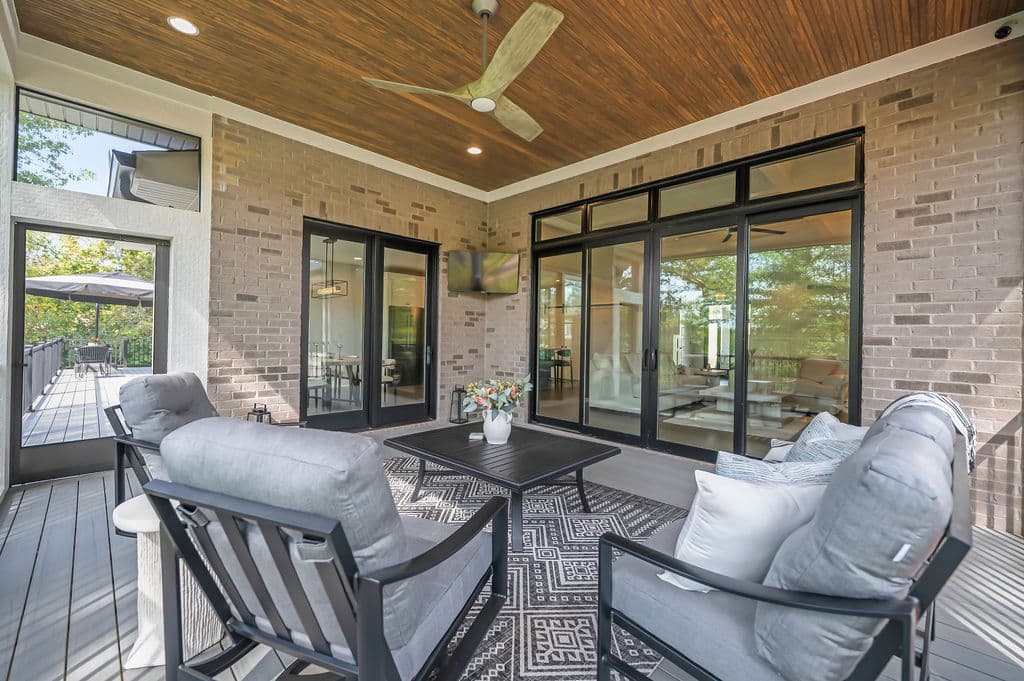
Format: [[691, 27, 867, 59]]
[[611, 519, 785, 681], [119, 372, 218, 479], [160, 418, 426, 652], [754, 406, 956, 681]]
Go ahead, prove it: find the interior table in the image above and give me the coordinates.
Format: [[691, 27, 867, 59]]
[[384, 423, 621, 551]]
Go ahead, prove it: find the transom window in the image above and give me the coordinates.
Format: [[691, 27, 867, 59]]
[[15, 88, 202, 211]]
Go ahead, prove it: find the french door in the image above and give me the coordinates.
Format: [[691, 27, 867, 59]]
[[532, 200, 859, 459], [301, 219, 438, 429]]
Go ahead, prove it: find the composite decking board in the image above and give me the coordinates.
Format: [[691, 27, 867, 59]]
[[0, 489, 25, 557], [0, 483, 52, 679], [6, 479, 78, 681], [66, 474, 122, 681], [21, 369, 150, 448]]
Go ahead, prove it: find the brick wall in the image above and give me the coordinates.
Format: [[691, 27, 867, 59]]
[[486, 42, 1024, 533], [209, 116, 488, 423]]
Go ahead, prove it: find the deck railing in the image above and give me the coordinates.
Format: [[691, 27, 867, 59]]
[[60, 337, 153, 368], [23, 338, 63, 413]]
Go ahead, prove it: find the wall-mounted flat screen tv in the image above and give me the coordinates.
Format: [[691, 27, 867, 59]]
[[447, 251, 520, 293]]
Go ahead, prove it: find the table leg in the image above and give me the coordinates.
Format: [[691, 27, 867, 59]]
[[411, 459, 426, 503], [576, 469, 591, 513], [511, 491, 523, 552]]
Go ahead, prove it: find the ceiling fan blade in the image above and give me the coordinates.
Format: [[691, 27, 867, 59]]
[[721, 232, 733, 243], [362, 77, 471, 102], [752, 227, 787, 235], [474, 3, 564, 98], [491, 96, 543, 141]]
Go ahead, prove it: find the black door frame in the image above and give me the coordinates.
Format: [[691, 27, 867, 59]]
[[300, 218, 439, 430], [529, 131, 865, 462], [9, 222, 169, 484]]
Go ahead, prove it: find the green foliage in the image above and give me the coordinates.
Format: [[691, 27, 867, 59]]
[[16, 112, 96, 188], [23, 231, 154, 346], [659, 242, 851, 371]]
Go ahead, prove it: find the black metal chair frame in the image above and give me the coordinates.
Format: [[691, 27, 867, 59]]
[[144, 478, 509, 681], [597, 446, 972, 681], [105, 404, 158, 535]]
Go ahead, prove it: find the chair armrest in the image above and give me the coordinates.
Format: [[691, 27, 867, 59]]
[[361, 496, 509, 586], [599, 532, 918, 620], [113, 434, 162, 451]]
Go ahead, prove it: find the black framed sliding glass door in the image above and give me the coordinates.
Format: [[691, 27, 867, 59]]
[[301, 219, 437, 429]]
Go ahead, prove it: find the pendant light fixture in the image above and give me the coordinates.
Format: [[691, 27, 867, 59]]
[[311, 238, 349, 298]]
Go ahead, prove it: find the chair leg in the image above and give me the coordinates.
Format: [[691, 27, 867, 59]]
[[597, 540, 613, 681]]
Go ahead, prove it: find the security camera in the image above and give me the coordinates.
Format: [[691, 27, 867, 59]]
[[994, 24, 1013, 40]]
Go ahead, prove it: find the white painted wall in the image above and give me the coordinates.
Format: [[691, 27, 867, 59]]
[[9, 183, 210, 375]]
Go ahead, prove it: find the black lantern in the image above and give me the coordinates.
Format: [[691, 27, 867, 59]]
[[449, 385, 469, 423], [247, 402, 273, 424]]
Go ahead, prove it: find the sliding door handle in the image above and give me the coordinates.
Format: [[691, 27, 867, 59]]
[[650, 350, 658, 372], [641, 349, 649, 372]]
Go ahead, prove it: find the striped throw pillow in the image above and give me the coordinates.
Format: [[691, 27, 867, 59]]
[[716, 452, 842, 485]]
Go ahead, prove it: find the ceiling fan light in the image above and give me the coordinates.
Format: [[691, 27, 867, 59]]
[[470, 97, 497, 113]]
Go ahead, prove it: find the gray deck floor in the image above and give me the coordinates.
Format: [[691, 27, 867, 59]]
[[21, 368, 151, 447], [1, 471, 1022, 681]]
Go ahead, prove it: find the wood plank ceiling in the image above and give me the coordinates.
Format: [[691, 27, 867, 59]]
[[14, 1, 1022, 190]]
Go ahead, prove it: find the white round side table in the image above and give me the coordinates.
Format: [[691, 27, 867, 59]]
[[112, 495, 224, 668]]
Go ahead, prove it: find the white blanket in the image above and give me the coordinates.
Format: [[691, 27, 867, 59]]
[[880, 392, 976, 472]]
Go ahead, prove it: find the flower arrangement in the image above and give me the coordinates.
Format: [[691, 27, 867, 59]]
[[463, 375, 533, 420]]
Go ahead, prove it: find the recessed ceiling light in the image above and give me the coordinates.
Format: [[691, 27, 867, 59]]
[[353, 256, 363, 261], [467, 146, 483, 155], [167, 16, 200, 35]]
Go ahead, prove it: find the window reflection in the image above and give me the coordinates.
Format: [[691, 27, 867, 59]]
[[586, 241, 646, 436], [745, 210, 853, 455], [536, 253, 583, 423]]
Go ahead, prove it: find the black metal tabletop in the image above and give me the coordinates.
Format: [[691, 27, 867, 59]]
[[383, 423, 620, 492]]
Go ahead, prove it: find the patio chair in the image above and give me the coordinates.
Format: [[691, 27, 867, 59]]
[[598, 404, 972, 681], [145, 417, 508, 681], [105, 372, 218, 515], [75, 343, 112, 377]]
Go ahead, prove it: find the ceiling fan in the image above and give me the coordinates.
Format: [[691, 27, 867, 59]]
[[362, 1, 564, 142], [721, 226, 786, 243]]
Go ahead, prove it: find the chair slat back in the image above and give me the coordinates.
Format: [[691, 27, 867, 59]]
[[144, 479, 366, 672]]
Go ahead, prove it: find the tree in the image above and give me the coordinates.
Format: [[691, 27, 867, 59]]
[[16, 112, 96, 188], [23, 232, 154, 361]]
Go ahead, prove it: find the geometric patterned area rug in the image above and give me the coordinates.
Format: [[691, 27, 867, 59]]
[[382, 455, 688, 681]]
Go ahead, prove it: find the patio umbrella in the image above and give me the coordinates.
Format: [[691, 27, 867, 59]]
[[24, 271, 154, 338]]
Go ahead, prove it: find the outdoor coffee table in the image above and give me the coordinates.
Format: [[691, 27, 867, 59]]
[[384, 423, 621, 551]]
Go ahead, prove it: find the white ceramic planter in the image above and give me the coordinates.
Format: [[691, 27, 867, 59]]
[[482, 410, 513, 444]]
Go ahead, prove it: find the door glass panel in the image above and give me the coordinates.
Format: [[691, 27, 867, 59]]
[[658, 172, 736, 218], [586, 241, 645, 436], [536, 208, 583, 241], [749, 144, 856, 199], [536, 252, 582, 423], [21, 230, 156, 448], [746, 210, 853, 455], [382, 248, 428, 407], [656, 228, 737, 450], [306, 236, 365, 415], [590, 194, 649, 231]]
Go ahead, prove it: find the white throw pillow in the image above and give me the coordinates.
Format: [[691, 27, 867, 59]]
[[660, 471, 826, 592]]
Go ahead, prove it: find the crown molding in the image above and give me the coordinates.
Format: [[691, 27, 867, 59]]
[[12, 10, 1022, 205]]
